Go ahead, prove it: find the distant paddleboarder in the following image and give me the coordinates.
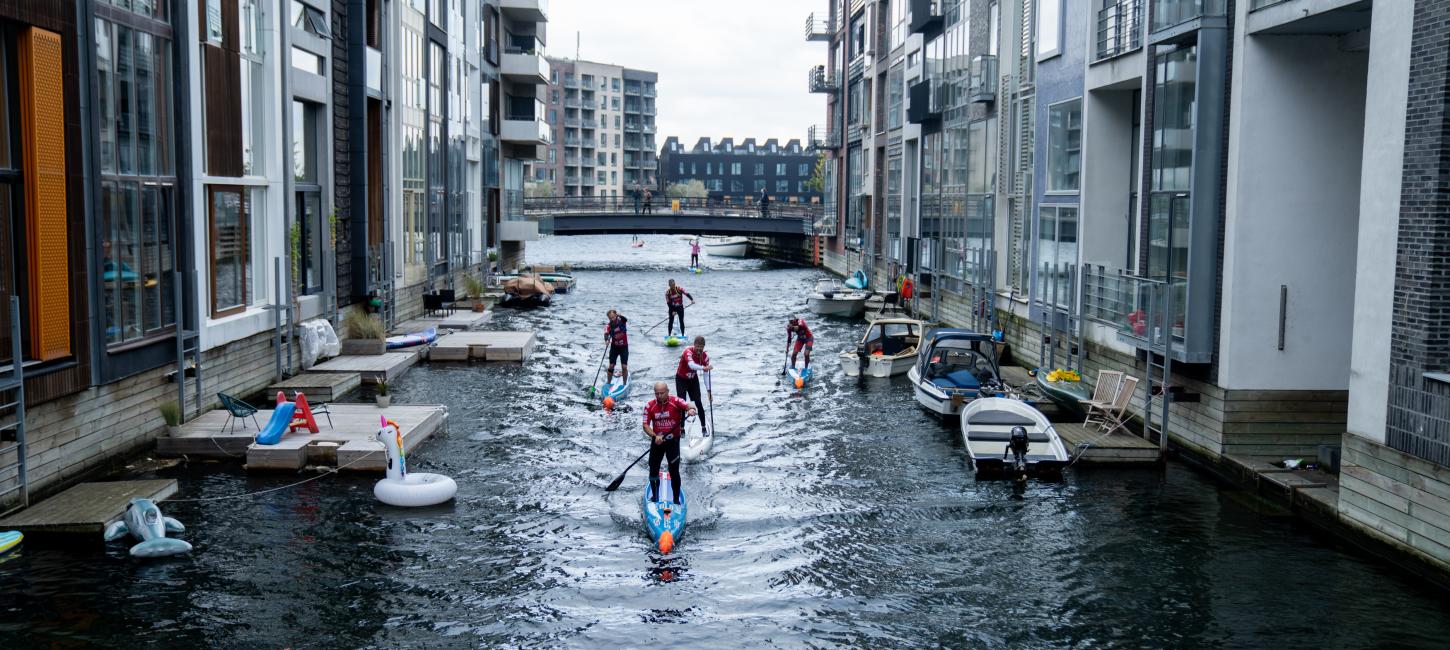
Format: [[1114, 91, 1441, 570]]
[[787, 316, 814, 370], [605, 310, 629, 385], [675, 336, 713, 436], [643, 382, 696, 507], [665, 279, 694, 337], [690, 238, 701, 268]]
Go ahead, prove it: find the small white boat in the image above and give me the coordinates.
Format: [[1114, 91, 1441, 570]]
[[807, 279, 868, 318], [840, 318, 924, 378], [959, 397, 1070, 478], [702, 236, 749, 258], [907, 329, 1005, 418]]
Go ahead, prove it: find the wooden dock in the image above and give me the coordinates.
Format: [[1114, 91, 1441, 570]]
[[428, 331, 536, 362], [156, 404, 447, 472], [308, 350, 420, 384], [0, 479, 178, 536], [267, 372, 362, 402], [1056, 422, 1162, 464], [393, 309, 492, 333]]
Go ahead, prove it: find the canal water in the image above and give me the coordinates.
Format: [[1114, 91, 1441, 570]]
[[3, 235, 1449, 649]]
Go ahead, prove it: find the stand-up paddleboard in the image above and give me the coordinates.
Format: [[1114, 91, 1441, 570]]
[[385, 327, 437, 350], [600, 374, 630, 401], [0, 531, 22, 556], [787, 366, 814, 387], [642, 468, 686, 554], [688, 266, 704, 274], [664, 333, 685, 347], [680, 423, 712, 462]]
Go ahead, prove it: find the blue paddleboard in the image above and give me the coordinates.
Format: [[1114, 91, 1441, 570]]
[[787, 366, 814, 386], [0, 530, 22, 555], [642, 468, 686, 553]]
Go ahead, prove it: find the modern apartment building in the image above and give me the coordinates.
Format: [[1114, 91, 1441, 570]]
[[809, 0, 1450, 577], [540, 58, 658, 197], [657, 137, 823, 204], [0, 0, 546, 512]]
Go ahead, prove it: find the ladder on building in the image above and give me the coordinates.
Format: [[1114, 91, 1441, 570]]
[[0, 297, 28, 517], [968, 247, 998, 334], [172, 269, 203, 421], [1141, 280, 1175, 451], [380, 246, 397, 331]]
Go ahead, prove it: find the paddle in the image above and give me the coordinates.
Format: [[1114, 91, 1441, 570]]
[[780, 341, 791, 376], [605, 448, 650, 492], [585, 344, 608, 396], [642, 315, 670, 336], [704, 371, 715, 439]]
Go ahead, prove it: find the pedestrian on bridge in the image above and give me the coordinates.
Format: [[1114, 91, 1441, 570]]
[[644, 188, 654, 214], [759, 189, 771, 218], [632, 183, 642, 214]]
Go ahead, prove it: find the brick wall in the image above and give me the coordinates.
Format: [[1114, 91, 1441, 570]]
[[332, 0, 354, 306]]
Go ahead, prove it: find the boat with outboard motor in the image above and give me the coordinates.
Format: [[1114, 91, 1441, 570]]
[[807, 278, 868, 318], [702, 236, 749, 257], [642, 467, 686, 553], [959, 397, 1070, 478], [906, 329, 1005, 418], [840, 318, 924, 378], [499, 273, 554, 308]]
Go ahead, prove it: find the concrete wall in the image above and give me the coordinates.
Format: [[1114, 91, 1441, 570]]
[[1348, 1, 1414, 444], [1219, 33, 1367, 390]]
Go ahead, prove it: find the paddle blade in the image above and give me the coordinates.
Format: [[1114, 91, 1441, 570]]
[[604, 474, 628, 492]]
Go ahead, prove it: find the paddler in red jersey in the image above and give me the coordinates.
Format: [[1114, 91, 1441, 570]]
[[787, 316, 814, 370], [643, 382, 696, 506], [665, 279, 694, 337], [675, 336, 713, 436], [604, 309, 629, 384]]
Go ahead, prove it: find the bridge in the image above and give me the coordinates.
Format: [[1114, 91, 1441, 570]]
[[522, 196, 824, 237]]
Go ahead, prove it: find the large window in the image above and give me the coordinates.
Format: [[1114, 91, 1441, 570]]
[[97, 11, 178, 345], [1036, 0, 1063, 59], [1035, 205, 1078, 307], [886, 155, 902, 261], [1148, 46, 1195, 333], [1048, 99, 1082, 192], [888, 64, 903, 129], [209, 187, 250, 317], [292, 100, 323, 294]]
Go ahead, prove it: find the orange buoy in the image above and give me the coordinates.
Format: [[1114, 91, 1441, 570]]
[[602, 397, 615, 410], [658, 530, 674, 554]]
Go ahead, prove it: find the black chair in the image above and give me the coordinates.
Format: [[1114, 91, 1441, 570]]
[[218, 392, 260, 434]]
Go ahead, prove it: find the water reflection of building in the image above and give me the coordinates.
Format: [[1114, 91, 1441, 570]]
[[809, 0, 1450, 579], [0, 0, 546, 513]]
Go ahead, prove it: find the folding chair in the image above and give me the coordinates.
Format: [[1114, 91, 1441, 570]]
[[1086, 375, 1139, 435], [1078, 370, 1124, 424], [217, 392, 260, 434]]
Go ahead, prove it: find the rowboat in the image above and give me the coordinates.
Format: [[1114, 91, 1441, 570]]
[[840, 318, 924, 378], [786, 365, 814, 386], [0, 530, 21, 556], [385, 327, 437, 350], [960, 397, 1070, 479], [642, 468, 686, 553], [702, 236, 749, 258], [907, 329, 1005, 418], [807, 279, 868, 318]]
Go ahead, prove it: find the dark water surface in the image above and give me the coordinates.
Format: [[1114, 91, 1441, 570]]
[[2, 235, 1448, 649]]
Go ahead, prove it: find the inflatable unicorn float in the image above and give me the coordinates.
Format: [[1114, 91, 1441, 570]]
[[373, 417, 457, 507]]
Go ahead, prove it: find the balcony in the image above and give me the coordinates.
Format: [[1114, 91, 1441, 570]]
[[503, 38, 548, 85], [564, 96, 580, 108], [564, 156, 580, 166], [968, 55, 997, 104], [907, 79, 941, 124], [580, 176, 597, 187], [909, 0, 943, 35], [1152, 0, 1225, 33], [500, 0, 548, 22], [847, 122, 866, 142], [502, 98, 550, 145], [565, 175, 582, 185], [580, 99, 597, 110], [563, 76, 579, 89], [624, 103, 642, 114], [1096, 0, 1143, 60], [643, 87, 656, 97], [643, 105, 656, 116], [564, 117, 580, 128], [808, 65, 837, 93], [805, 12, 832, 41], [807, 124, 839, 150]]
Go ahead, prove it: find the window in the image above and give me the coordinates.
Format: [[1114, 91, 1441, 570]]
[[754, 163, 764, 175], [611, 97, 619, 110], [799, 163, 809, 176], [777, 180, 790, 193], [612, 77, 620, 90], [888, 64, 904, 129], [615, 115, 621, 128], [705, 162, 713, 175], [1048, 99, 1082, 192], [291, 46, 322, 74], [206, 0, 225, 43], [754, 179, 767, 193], [886, 155, 902, 260], [989, 2, 1000, 56], [731, 163, 741, 175], [293, 101, 325, 294], [1037, 0, 1062, 59], [1035, 206, 1078, 307], [1148, 46, 1196, 331], [209, 187, 250, 317], [97, 14, 179, 346], [731, 180, 744, 192], [240, 0, 266, 175], [776, 163, 787, 176], [292, 1, 332, 38], [614, 134, 620, 146]]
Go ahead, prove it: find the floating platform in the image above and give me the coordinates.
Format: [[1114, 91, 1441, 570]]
[[156, 404, 447, 472], [0, 479, 177, 537], [308, 350, 420, 384], [1056, 421, 1162, 464], [267, 372, 362, 402], [428, 331, 536, 362], [393, 309, 491, 333]]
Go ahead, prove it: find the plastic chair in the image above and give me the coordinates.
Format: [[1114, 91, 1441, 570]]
[[218, 392, 260, 434]]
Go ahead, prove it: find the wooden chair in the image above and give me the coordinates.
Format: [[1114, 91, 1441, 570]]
[[1079, 370, 1124, 424], [217, 392, 260, 434], [1085, 375, 1139, 435]]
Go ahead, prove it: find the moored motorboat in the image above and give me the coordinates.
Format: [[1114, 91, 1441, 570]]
[[499, 274, 554, 308], [642, 468, 686, 553], [907, 329, 1005, 418], [959, 397, 1070, 478], [702, 236, 749, 258], [494, 270, 575, 293], [840, 318, 924, 378], [807, 279, 868, 318]]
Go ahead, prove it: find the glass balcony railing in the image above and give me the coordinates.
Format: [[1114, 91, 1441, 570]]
[[805, 12, 833, 41], [1250, 0, 1290, 8], [506, 34, 544, 55], [1151, 0, 1225, 33], [1097, 0, 1143, 60], [1081, 265, 1188, 348], [968, 55, 997, 103]]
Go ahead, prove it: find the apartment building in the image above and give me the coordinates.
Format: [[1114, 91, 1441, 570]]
[[0, 0, 547, 512], [540, 58, 658, 197], [657, 137, 823, 204], [810, 0, 1450, 576]]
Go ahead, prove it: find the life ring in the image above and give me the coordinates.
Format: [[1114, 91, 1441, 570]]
[[373, 417, 457, 507]]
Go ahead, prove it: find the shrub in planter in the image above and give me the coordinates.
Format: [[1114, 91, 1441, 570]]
[[342, 308, 387, 355], [159, 400, 182, 435]]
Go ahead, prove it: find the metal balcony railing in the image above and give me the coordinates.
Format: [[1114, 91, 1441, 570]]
[[523, 195, 824, 222], [563, 76, 579, 88], [580, 99, 597, 110], [968, 55, 997, 103], [1151, 0, 1225, 33], [805, 12, 832, 41], [643, 87, 657, 97], [808, 65, 837, 93], [564, 97, 580, 108], [1080, 265, 1185, 349], [1096, 0, 1143, 60], [807, 124, 839, 150], [564, 117, 580, 128]]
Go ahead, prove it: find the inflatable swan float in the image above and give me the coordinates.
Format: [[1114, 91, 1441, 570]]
[[103, 498, 192, 558], [374, 417, 457, 507]]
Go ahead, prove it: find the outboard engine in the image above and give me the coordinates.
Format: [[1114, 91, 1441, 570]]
[[1008, 426, 1030, 483]]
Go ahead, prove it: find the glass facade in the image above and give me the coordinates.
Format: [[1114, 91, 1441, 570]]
[[1048, 99, 1082, 192], [1149, 46, 1197, 333], [1035, 205, 1078, 307]]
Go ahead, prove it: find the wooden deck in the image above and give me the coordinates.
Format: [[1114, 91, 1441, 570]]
[[156, 404, 447, 472], [393, 309, 492, 333], [1056, 421, 1162, 464], [0, 479, 178, 536], [308, 350, 420, 384], [428, 331, 536, 362], [267, 372, 362, 402]]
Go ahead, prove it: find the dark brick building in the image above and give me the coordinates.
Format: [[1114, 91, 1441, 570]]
[[657, 136, 821, 204]]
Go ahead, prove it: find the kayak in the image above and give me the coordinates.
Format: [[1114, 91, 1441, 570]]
[[787, 366, 814, 386], [386, 327, 437, 349], [664, 334, 685, 347], [0, 530, 22, 556], [600, 374, 630, 401], [642, 468, 687, 554]]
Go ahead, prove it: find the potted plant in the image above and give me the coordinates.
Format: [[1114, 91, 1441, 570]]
[[375, 380, 391, 408], [464, 275, 488, 312], [158, 400, 182, 436], [341, 308, 387, 355]]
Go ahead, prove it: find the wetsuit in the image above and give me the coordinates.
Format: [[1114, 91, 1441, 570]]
[[666, 286, 692, 336], [788, 319, 814, 367], [644, 396, 691, 504], [605, 315, 629, 374], [675, 347, 710, 435]]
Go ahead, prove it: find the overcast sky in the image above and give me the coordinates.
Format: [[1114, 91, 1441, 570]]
[[546, 0, 828, 146]]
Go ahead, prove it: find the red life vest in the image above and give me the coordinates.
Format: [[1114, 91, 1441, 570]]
[[666, 286, 686, 307], [606, 316, 628, 347], [644, 396, 691, 436], [676, 347, 709, 379]]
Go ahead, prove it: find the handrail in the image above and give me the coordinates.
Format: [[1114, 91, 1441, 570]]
[[522, 195, 824, 221]]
